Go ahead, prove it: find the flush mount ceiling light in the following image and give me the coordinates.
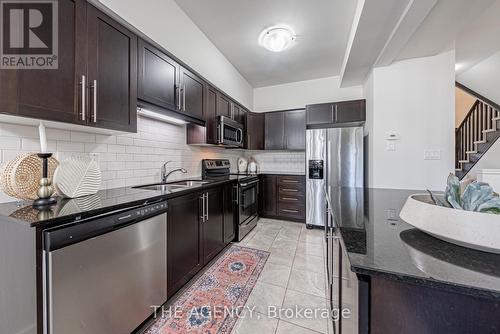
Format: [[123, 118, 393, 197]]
[[258, 25, 296, 52]]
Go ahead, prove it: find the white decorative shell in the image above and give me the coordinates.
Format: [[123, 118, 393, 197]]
[[53, 155, 101, 198]]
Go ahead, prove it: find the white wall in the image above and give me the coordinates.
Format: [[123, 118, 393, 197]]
[[365, 51, 456, 190], [98, 0, 253, 109], [457, 50, 500, 106], [253, 76, 364, 112]]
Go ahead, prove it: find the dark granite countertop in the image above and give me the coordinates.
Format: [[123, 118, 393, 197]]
[[0, 176, 239, 229], [327, 187, 500, 300]]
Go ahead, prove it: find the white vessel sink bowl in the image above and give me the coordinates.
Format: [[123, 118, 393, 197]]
[[400, 194, 500, 254]]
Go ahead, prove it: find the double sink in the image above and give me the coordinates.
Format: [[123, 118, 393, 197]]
[[134, 180, 211, 192]]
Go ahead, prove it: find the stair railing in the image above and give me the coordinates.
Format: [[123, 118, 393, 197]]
[[455, 99, 499, 169]]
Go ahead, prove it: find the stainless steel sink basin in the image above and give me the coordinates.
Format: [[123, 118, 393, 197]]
[[134, 180, 210, 191]]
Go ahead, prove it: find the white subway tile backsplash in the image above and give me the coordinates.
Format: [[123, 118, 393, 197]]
[[0, 136, 21, 149], [57, 141, 85, 152], [70, 132, 96, 143]]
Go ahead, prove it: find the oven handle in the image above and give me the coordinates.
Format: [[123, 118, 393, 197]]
[[240, 180, 259, 187]]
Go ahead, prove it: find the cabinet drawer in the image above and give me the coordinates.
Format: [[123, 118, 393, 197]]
[[278, 184, 304, 196], [278, 193, 305, 204], [277, 176, 305, 189], [277, 203, 305, 220]]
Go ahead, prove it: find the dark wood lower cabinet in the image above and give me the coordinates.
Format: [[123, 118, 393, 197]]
[[260, 174, 305, 221], [167, 192, 203, 298], [203, 187, 225, 264], [167, 183, 236, 298]]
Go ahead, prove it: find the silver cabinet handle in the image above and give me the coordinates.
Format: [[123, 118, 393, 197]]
[[282, 209, 299, 213], [282, 188, 298, 192], [281, 197, 299, 201], [177, 85, 181, 110], [92, 79, 97, 123], [200, 194, 205, 222], [182, 84, 186, 111], [282, 180, 299, 184], [330, 104, 334, 122], [80, 75, 86, 121], [204, 193, 208, 221], [232, 184, 239, 204], [334, 104, 338, 122]]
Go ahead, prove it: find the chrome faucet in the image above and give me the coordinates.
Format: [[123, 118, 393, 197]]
[[161, 161, 187, 182]]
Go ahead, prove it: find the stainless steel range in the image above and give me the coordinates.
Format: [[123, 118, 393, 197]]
[[202, 159, 259, 241]]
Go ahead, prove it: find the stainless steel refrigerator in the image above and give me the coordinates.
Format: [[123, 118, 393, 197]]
[[306, 127, 364, 228]]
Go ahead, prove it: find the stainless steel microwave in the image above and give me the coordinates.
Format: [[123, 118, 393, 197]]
[[217, 116, 244, 147]]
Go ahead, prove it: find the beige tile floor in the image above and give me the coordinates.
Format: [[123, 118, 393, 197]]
[[232, 218, 330, 334]]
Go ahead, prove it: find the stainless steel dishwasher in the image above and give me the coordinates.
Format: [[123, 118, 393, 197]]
[[42, 201, 168, 334]]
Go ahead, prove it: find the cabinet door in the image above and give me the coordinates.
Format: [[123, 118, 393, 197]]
[[260, 175, 277, 216], [0, 0, 86, 124], [335, 100, 366, 123], [285, 109, 306, 150], [217, 92, 231, 118], [223, 183, 237, 244], [203, 187, 225, 264], [87, 5, 137, 132], [167, 192, 203, 297], [138, 39, 179, 112], [180, 67, 204, 119], [245, 112, 265, 150], [265, 112, 285, 150], [205, 85, 218, 144], [306, 103, 334, 125], [232, 102, 242, 123]]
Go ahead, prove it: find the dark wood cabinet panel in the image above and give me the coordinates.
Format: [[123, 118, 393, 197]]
[[217, 92, 231, 118], [260, 175, 277, 216], [205, 85, 218, 144], [335, 100, 366, 123], [306, 100, 366, 126], [245, 112, 265, 150], [284, 109, 306, 150], [232, 102, 243, 124], [223, 183, 237, 244], [167, 192, 203, 297], [138, 39, 179, 112], [203, 187, 225, 264], [180, 67, 205, 119], [0, 0, 86, 124], [306, 103, 334, 125], [265, 112, 285, 150], [86, 5, 137, 132]]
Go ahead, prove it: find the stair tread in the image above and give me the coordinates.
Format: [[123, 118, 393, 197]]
[[466, 151, 477, 154], [458, 160, 470, 163], [482, 129, 497, 133], [474, 140, 487, 144]]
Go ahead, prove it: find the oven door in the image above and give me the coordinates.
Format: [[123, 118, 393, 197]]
[[239, 179, 259, 226], [217, 116, 243, 147]]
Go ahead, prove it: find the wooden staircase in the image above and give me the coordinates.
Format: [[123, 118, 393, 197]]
[[455, 82, 500, 179]]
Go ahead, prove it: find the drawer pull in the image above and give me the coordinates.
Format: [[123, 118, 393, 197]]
[[282, 188, 298, 192], [282, 197, 299, 201], [282, 180, 299, 183], [282, 209, 299, 213]]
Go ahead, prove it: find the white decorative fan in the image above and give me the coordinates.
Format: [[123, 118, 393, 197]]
[[53, 155, 101, 198]]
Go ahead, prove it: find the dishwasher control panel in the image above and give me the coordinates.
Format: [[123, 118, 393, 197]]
[[44, 201, 168, 251]]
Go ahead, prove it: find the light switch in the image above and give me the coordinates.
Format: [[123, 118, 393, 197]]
[[424, 149, 441, 160]]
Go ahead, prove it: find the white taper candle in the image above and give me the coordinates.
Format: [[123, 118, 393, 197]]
[[38, 122, 48, 153]]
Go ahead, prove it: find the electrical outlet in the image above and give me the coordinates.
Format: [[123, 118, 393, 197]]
[[386, 141, 396, 151], [89, 153, 100, 162], [424, 149, 441, 160]]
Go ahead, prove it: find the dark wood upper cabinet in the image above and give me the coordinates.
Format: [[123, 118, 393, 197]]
[[245, 112, 265, 150], [306, 100, 366, 126], [335, 100, 366, 123], [284, 109, 306, 150], [306, 103, 334, 125], [265, 112, 285, 150], [203, 187, 225, 264], [217, 92, 231, 118], [138, 39, 179, 112], [180, 67, 205, 119], [205, 85, 218, 144], [231, 102, 243, 124], [0, 0, 86, 124], [87, 5, 137, 132]]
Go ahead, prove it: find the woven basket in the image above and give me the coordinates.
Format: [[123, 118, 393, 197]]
[[0, 153, 59, 200]]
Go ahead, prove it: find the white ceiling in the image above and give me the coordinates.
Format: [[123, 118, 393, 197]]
[[174, 0, 358, 88]]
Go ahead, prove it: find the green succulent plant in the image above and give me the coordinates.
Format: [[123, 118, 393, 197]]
[[427, 173, 500, 215]]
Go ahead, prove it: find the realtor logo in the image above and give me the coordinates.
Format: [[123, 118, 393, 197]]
[[0, 0, 58, 69]]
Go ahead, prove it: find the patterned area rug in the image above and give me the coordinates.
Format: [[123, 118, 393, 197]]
[[145, 245, 269, 334]]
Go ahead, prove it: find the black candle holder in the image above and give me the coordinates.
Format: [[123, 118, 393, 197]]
[[32, 153, 57, 210]]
